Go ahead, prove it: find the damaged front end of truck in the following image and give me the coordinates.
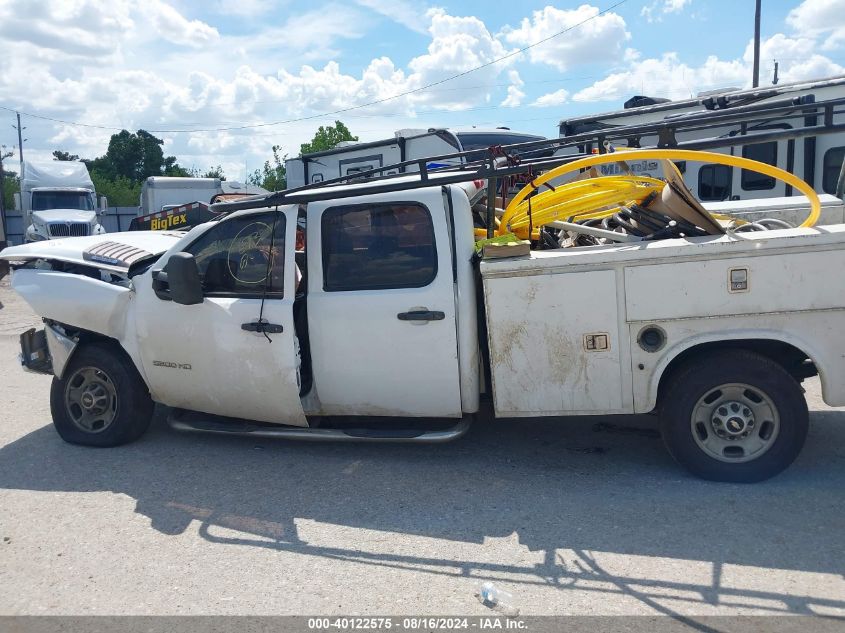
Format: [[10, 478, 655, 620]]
[[2, 231, 186, 379]]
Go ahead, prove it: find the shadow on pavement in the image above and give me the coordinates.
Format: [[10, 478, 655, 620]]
[[1, 406, 843, 617]]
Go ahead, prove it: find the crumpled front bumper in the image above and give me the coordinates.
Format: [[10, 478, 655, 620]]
[[19, 323, 78, 378]]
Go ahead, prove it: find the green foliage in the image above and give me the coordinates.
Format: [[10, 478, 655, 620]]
[[75, 129, 193, 206], [90, 172, 141, 207], [202, 165, 226, 180], [84, 129, 187, 182], [163, 157, 192, 177], [52, 150, 80, 161], [248, 144, 287, 191], [299, 121, 358, 156], [1, 173, 18, 213]]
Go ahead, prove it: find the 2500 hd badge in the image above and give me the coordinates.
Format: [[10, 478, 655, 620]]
[[153, 360, 192, 370]]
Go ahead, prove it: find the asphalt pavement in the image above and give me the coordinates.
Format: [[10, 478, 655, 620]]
[[0, 276, 844, 618]]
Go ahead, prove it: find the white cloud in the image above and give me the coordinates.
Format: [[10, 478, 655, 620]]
[[353, 0, 430, 35], [500, 71, 525, 108], [0, 0, 133, 57], [787, 0, 845, 49], [641, 0, 691, 22], [502, 5, 629, 72], [532, 88, 570, 108], [138, 0, 219, 47], [752, 32, 845, 83], [213, 0, 276, 17], [574, 52, 747, 102], [403, 9, 517, 109], [573, 30, 845, 104]]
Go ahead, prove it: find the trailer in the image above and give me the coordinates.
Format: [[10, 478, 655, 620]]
[[558, 75, 845, 203], [286, 127, 549, 189]]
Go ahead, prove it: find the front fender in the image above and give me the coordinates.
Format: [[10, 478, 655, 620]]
[[11, 269, 132, 340]]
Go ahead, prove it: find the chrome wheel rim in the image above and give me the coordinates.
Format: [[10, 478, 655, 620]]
[[691, 383, 780, 463], [64, 366, 118, 433]]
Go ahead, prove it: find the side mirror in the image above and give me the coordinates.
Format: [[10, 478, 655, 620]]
[[164, 253, 203, 305], [13, 192, 20, 212], [99, 196, 108, 216]]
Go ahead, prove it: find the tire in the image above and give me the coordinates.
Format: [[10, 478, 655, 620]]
[[49, 342, 154, 447], [659, 349, 808, 483]]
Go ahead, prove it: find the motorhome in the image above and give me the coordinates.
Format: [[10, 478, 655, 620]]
[[557, 76, 845, 203], [285, 127, 548, 188]]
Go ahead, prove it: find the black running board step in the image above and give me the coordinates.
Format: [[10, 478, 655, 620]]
[[167, 410, 472, 444]]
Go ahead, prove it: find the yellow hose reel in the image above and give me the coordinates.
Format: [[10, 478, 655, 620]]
[[493, 149, 822, 241]]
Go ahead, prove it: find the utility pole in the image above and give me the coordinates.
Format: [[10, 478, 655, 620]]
[[12, 112, 25, 172], [752, 0, 761, 88], [0, 147, 12, 250], [773, 60, 779, 85]]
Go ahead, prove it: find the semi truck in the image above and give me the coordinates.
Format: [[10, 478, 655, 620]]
[[15, 160, 107, 242]]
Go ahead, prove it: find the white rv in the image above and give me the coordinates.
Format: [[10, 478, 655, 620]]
[[15, 160, 107, 242], [557, 76, 845, 202], [285, 127, 548, 189]]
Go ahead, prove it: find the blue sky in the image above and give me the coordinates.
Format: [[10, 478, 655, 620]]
[[0, 0, 843, 180]]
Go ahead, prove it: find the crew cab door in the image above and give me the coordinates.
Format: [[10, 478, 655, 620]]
[[133, 207, 306, 426], [306, 188, 463, 417]]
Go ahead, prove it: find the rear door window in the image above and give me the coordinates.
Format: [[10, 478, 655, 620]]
[[321, 203, 437, 291]]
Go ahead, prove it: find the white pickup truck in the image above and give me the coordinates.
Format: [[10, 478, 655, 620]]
[[2, 175, 843, 483]]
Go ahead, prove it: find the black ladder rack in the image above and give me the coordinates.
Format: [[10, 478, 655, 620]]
[[211, 94, 845, 216]]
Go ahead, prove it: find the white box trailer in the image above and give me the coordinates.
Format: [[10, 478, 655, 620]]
[[286, 127, 548, 188], [138, 178, 269, 216], [557, 75, 845, 203], [138, 177, 222, 215]]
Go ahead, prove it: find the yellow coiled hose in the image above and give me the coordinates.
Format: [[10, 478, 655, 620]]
[[495, 149, 822, 240]]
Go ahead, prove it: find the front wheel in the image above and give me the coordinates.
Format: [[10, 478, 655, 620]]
[[50, 342, 154, 447], [659, 350, 808, 483]]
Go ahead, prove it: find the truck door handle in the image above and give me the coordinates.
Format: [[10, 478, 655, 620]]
[[397, 310, 445, 321], [242, 321, 284, 334]]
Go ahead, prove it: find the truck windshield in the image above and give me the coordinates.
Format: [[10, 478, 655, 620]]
[[31, 191, 95, 211]]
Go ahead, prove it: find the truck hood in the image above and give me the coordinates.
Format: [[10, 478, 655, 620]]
[[31, 209, 98, 224], [0, 231, 185, 273]]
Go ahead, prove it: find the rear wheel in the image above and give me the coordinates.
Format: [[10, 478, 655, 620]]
[[50, 343, 154, 447], [659, 350, 808, 482]]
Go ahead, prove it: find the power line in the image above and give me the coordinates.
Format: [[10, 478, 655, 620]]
[[0, 0, 630, 135]]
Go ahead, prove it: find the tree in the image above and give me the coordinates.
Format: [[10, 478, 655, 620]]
[[1, 154, 17, 214], [248, 144, 286, 191], [202, 165, 226, 180], [52, 150, 80, 161], [299, 120, 358, 156], [84, 129, 187, 181], [89, 172, 141, 207]]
